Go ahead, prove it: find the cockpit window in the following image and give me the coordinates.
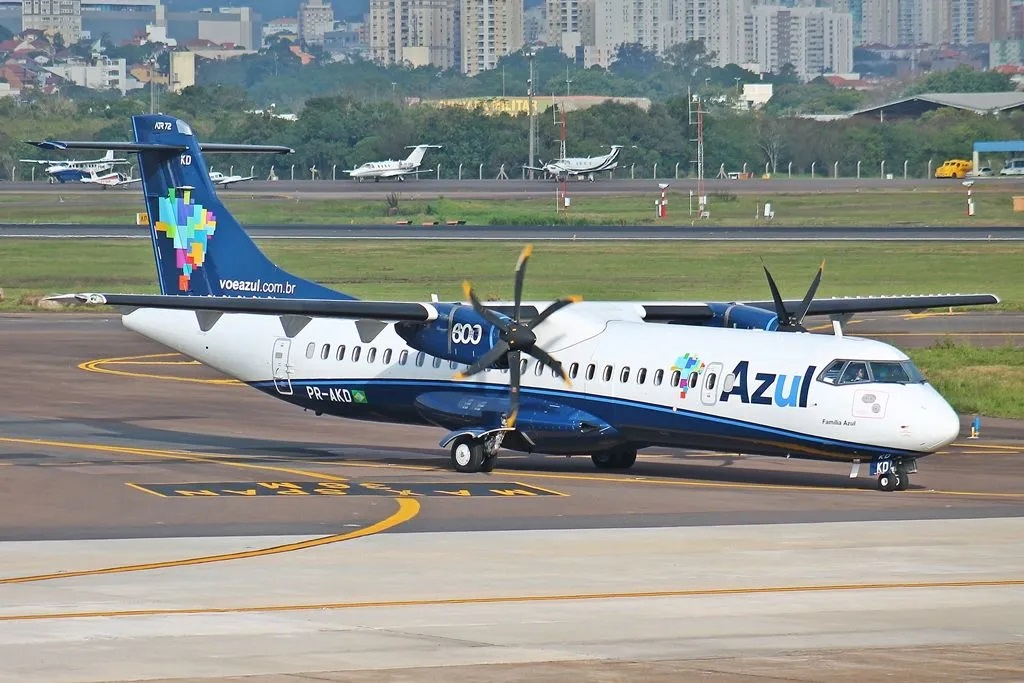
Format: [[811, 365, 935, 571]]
[[840, 361, 870, 384], [819, 359, 926, 386]]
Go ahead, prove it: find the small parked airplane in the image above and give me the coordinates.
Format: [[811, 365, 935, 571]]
[[19, 149, 129, 183], [345, 144, 442, 182], [79, 169, 141, 187], [209, 170, 255, 186], [43, 115, 1000, 491], [526, 145, 623, 181]]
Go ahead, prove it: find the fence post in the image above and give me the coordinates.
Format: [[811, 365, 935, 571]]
[[458, 163, 463, 180], [630, 163, 635, 180], [290, 164, 295, 181], [833, 161, 838, 178], [229, 165, 234, 176], [787, 161, 792, 179], [927, 158, 933, 178], [250, 165, 255, 178], [811, 161, 816, 179], [653, 162, 658, 179], [479, 163, 483, 180], [764, 161, 769, 176], [332, 164, 337, 181], [436, 165, 441, 180], [675, 162, 680, 179], [880, 160, 886, 179], [742, 162, 748, 175], [903, 159, 908, 180], [856, 160, 862, 179]]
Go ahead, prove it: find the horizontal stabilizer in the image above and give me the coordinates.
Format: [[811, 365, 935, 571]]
[[27, 140, 293, 154], [49, 293, 439, 322]]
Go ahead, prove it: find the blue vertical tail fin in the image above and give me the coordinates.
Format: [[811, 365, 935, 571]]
[[130, 114, 352, 300]]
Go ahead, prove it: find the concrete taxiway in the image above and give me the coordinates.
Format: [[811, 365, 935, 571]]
[[1, 313, 1022, 681]]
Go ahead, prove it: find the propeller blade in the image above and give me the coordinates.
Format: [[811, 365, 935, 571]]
[[512, 244, 533, 321], [531, 295, 582, 328], [463, 280, 510, 331], [526, 345, 571, 386], [793, 260, 825, 327], [454, 341, 509, 380], [761, 265, 790, 323], [507, 349, 521, 428]]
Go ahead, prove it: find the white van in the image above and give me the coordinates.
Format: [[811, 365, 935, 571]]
[[999, 158, 1024, 176]]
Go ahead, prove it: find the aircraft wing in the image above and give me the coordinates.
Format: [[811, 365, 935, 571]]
[[47, 293, 442, 322], [377, 168, 432, 178], [740, 293, 1000, 316], [19, 158, 55, 165]]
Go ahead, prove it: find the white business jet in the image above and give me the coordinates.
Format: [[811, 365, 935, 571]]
[[345, 144, 442, 182], [44, 115, 999, 492], [209, 170, 256, 186]]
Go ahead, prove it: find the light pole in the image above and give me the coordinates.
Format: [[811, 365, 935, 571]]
[[527, 48, 537, 181], [734, 77, 740, 93]]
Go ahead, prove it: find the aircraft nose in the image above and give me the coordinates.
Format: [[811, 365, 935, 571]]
[[919, 394, 961, 451]]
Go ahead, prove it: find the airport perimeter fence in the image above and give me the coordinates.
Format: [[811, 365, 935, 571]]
[[6, 159, 959, 183]]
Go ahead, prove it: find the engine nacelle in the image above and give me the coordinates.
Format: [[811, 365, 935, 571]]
[[706, 303, 780, 331], [395, 303, 505, 366]]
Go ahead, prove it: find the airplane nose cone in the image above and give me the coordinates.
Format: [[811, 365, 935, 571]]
[[920, 396, 961, 451]]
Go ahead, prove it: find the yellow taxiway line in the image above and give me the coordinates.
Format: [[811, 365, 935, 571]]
[[0, 436, 422, 584], [2, 576, 1021, 622], [79, 353, 242, 386]]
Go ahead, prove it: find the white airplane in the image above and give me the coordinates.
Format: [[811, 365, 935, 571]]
[[526, 145, 623, 181], [46, 115, 1001, 492], [79, 169, 141, 188], [209, 170, 255, 186], [19, 149, 129, 183], [345, 144, 442, 182]]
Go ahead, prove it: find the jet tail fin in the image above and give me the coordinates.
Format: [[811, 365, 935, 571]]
[[34, 117, 353, 300]]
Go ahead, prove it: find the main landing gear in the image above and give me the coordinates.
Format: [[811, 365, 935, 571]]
[[591, 447, 637, 470], [449, 434, 501, 473], [877, 461, 911, 492]]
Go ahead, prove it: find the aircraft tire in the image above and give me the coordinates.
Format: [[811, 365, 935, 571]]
[[591, 451, 616, 469], [895, 465, 909, 491], [451, 436, 485, 473], [877, 472, 897, 492], [592, 448, 637, 470], [615, 449, 638, 469], [480, 453, 498, 473]]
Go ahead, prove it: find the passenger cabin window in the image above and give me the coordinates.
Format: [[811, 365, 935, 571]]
[[620, 367, 630, 383], [398, 350, 408, 365], [521, 359, 529, 375], [367, 348, 377, 363], [351, 346, 361, 362], [321, 344, 331, 360], [305, 342, 315, 359], [415, 351, 425, 367], [432, 356, 442, 369], [653, 369, 664, 386], [586, 364, 596, 380], [534, 361, 544, 376], [688, 371, 699, 389], [670, 370, 681, 387], [450, 360, 459, 369], [637, 368, 647, 385], [602, 365, 613, 382], [569, 362, 579, 379], [335, 345, 346, 362], [383, 349, 393, 365]]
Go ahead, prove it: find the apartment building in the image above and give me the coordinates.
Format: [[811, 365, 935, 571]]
[[746, 4, 853, 80], [461, 0, 522, 76], [370, 0, 459, 69], [22, 0, 82, 43], [299, 0, 334, 45]]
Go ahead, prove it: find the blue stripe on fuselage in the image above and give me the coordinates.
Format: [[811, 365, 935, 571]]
[[249, 377, 926, 461]]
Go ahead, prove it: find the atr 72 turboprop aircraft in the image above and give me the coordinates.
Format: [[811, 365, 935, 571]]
[[526, 145, 623, 181], [344, 144, 442, 182], [42, 115, 999, 492], [19, 149, 129, 183]]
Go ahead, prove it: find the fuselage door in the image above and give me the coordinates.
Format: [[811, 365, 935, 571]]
[[701, 362, 723, 406], [272, 337, 293, 395]]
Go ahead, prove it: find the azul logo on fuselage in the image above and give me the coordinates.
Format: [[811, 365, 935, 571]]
[[719, 361, 816, 408]]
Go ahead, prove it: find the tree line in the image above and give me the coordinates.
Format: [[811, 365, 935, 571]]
[[3, 82, 1023, 182]]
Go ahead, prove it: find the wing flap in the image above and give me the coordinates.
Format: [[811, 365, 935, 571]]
[[51, 293, 438, 322], [741, 294, 1000, 316]]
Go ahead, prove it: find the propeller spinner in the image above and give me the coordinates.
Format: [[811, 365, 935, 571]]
[[454, 244, 580, 428], [762, 260, 825, 332]]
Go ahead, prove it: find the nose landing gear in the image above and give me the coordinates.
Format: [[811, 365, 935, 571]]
[[877, 460, 911, 492]]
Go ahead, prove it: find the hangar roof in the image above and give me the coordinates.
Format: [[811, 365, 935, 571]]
[[848, 92, 1024, 120]]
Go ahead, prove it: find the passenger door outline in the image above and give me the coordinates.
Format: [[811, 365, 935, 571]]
[[272, 338, 293, 395]]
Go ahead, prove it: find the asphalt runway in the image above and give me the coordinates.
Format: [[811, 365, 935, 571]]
[[7, 176, 1024, 199], [2, 312, 1023, 681], [5, 224, 1024, 241]]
